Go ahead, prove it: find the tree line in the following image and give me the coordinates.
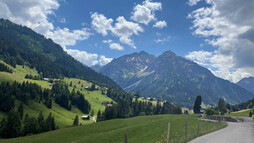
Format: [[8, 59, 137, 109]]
[[0, 81, 91, 114], [0, 62, 12, 73], [97, 88, 182, 122], [0, 106, 55, 138]]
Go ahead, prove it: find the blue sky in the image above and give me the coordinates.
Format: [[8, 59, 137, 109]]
[[51, 0, 208, 57], [0, 0, 254, 83]]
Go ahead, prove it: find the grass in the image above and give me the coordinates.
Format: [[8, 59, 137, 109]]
[[0, 114, 227, 143], [226, 108, 254, 117], [0, 61, 115, 128]]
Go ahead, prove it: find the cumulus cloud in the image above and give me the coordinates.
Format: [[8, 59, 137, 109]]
[[131, 0, 162, 25], [153, 20, 167, 29], [66, 49, 98, 66], [102, 39, 112, 44], [91, 12, 113, 36], [0, 0, 114, 67], [187, 0, 254, 82], [47, 27, 91, 50], [99, 55, 113, 66], [109, 43, 124, 51], [91, 13, 143, 49]]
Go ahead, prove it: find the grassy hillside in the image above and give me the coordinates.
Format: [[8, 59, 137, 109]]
[[0, 114, 226, 143], [226, 108, 254, 117], [0, 60, 113, 127]]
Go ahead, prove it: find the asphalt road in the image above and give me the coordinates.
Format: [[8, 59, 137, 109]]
[[188, 117, 254, 143]]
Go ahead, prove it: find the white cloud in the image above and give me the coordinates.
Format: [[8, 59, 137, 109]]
[[47, 27, 91, 50], [187, 0, 202, 6], [187, 0, 254, 82], [153, 20, 167, 29], [91, 12, 113, 36], [154, 36, 171, 44], [0, 0, 99, 67], [109, 43, 124, 51], [91, 13, 143, 49], [112, 16, 143, 49], [102, 39, 112, 44], [131, 0, 161, 25], [66, 49, 98, 66], [99, 55, 113, 66]]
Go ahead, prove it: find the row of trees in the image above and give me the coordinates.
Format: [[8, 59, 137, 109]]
[[0, 81, 91, 115], [24, 74, 42, 80], [0, 107, 55, 138], [97, 88, 182, 122], [0, 62, 12, 73]]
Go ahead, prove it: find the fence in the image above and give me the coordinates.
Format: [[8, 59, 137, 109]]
[[124, 115, 227, 143]]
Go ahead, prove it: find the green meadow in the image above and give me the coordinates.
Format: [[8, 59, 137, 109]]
[[0, 114, 226, 143]]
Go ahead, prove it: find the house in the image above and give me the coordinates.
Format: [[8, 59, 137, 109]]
[[53, 79, 60, 82], [102, 101, 110, 106], [43, 78, 49, 81], [85, 86, 89, 89], [107, 104, 113, 107], [82, 115, 90, 120]]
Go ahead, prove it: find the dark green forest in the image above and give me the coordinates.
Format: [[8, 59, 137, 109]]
[[0, 19, 119, 89]]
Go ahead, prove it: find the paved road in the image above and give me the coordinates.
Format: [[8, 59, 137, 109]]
[[188, 117, 254, 143]]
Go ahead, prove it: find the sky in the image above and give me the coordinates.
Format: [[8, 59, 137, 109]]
[[0, 0, 254, 83]]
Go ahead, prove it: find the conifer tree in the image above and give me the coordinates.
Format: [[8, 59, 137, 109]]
[[194, 95, 202, 114], [73, 115, 79, 126]]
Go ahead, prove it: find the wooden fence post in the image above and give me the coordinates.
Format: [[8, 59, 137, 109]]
[[197, 119, 199, 136], [185, 119, 188, 140], [206, 120, 208, 133], [167, 122, 170, 143], [125, 133, 128, 143]]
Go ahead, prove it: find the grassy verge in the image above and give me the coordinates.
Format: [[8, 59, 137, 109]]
[[0, 114, 227, 143], [225, 108, 254, 117]]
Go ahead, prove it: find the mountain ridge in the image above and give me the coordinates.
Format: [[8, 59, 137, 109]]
[[237, 77, 254, 94], [98, 50, 254, 107], [0, 18, 120, 89]]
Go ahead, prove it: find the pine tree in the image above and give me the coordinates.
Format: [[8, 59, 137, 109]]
[[193, 95, 202, 114], [97, 110, 101, 122], [249, 111, 252, 117], [18, 103, 24, 119], [73, 115, 79, 126], [218, 98, 225, 112], [37, 111, 45, 133]]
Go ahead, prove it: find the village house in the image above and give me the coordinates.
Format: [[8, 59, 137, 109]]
[[81, 115, 90, 120]]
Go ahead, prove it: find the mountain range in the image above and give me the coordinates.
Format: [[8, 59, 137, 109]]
[[96, 51, 254, 107], [237, 77, 254, 94]]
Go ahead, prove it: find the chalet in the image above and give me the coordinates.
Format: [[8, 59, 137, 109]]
[[107, 104, 113, 107], [102, 101, 109, 106], [82, 115, 90, 120]]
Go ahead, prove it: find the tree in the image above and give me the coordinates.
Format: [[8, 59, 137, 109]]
[[73, 115, 79, 126], [90, 110, 95, 117], [193, 95, 202, 114], [4, 110, 21, 138], [37, 111, 45, 133], [250, 111, 253, 117], [97, 110, 102, 122], [69, 81, 72, 87], [18, 103, 24, 119], [91, 83, 96, 91], [221, 107, 227, 115], [205, 107, 215, 116], [218, 98, 225, 112]]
